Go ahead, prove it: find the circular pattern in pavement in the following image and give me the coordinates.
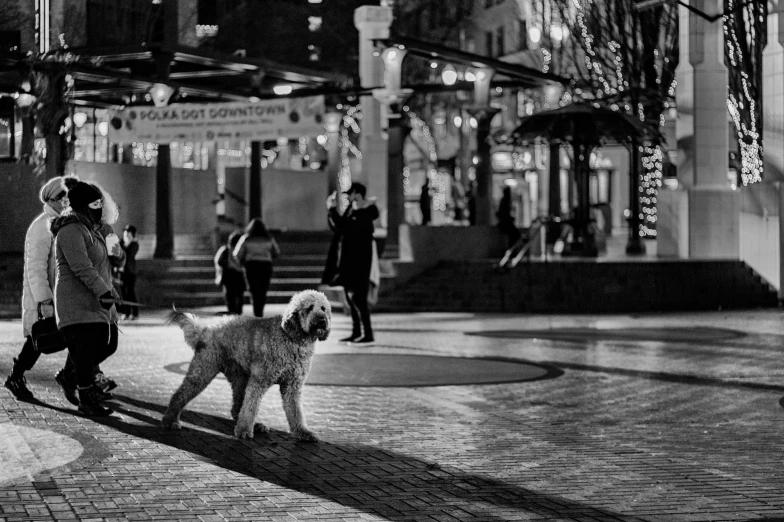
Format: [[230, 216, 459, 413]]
[[0, 424, 83, 486], [466, 327, 746, 343], [166, 354, 561, 387]]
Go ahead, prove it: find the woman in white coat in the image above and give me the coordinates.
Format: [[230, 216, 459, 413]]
[[4, 176, 77, 399]]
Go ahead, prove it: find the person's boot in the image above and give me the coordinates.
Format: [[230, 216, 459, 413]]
[[4, 359, 34, 400], [94, 372, 117, 393], [55, 368, 80, 406], [77, 385, 113, 416]]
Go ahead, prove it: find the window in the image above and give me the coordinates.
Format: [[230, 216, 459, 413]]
[[518, 20, 528, 51], [485, 31, 494, 57], [496, 25, 505, 56]]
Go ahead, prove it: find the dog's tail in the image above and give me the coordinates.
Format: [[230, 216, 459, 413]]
[[167, 308, 203, 350]]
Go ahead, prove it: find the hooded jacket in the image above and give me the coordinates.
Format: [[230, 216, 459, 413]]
[[20, 204, 60, 337], [50, 212, 119, 328]]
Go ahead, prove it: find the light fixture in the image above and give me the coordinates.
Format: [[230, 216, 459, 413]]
[[464, 69, 477, 82], [441, 64, 457, 86], [149, 83, 175, 107], [529, 26, 541, 44], [97, 121, 109, 136], [73, 112, 87, 128], [273, 84, 293, 96], [453, 115, 462, 128]]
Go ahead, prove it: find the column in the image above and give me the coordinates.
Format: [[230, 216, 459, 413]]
[[658, 0, 737, 258], [547, 142, 561, 237], [626, 140, 645, 254], [248, 141, 262, 221], [324, 112, 342, 196], [385, 110, 410, 255], [467, 108, 500, 226], [354, 6, 393, 225], [153, 144, 174, 258], [762, 1, 783, 295], [153, 51, 174, 259]]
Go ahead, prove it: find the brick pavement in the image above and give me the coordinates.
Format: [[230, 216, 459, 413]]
[[1, 305, 784, 521]]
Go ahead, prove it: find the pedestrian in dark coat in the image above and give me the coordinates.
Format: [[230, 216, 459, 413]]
[[215, 231, 246, 314], [50, 181, 123, 416], [326, 182, 379, 345]]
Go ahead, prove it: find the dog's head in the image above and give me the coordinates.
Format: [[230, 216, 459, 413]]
[[282, 290, 332, 341]]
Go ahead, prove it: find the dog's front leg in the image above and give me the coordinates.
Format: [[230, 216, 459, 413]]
[[234, 376, 272, 439], [280, 379, 318, 442]]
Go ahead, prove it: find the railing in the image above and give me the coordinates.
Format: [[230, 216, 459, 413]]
[[497, 217, 548, 269]]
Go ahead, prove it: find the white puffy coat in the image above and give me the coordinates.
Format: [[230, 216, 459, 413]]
[[21, 204, 60, 337]]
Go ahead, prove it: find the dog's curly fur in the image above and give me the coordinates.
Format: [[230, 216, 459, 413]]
[[161, 289, 331, 441]]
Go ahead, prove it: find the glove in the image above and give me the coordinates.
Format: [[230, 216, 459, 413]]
[[99, 291, 115, 310], [38, 299, 55, 319]]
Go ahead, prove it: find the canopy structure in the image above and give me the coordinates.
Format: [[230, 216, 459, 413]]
[[0, 44, 352, 109], [375, 35, 568, 89], [499, 102, 663, 257]]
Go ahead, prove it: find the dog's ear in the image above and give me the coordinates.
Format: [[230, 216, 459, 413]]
[[281, 307, 301, 338]]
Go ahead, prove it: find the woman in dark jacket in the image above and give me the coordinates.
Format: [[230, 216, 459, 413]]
[[326, 182, 379, 345], [233, 218, 280, 317], [51, 181, 122, 416]]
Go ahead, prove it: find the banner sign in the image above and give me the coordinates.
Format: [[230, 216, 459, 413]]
[[109, 96, 325, 143]]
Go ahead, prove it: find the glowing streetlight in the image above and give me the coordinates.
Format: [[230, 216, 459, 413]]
[[441, 64, 457, 86], [273, 84, 293, 96]]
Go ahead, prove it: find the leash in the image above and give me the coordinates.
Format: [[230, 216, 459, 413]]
[[100, 298, 172, 310]]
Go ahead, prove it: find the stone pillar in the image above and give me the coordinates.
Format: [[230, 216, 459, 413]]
[[248, 141, 262, 221], [762, 1, 783, 295], [354, 6, 393, 227], [324, 112, 342, 196], [658, 0, 738, 258], [467, 108, 500, 226]]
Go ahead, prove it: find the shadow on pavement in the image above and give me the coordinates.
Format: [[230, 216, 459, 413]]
[[97, 394, 626, 521]]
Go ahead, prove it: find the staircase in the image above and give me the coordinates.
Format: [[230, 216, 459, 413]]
[[136, 231, 332, 309], [375, 259, 780, 313]]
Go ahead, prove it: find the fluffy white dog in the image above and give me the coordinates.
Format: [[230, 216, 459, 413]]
[[161, 290, 331, 441]]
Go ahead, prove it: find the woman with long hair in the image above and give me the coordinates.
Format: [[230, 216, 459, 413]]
[[233, 218, 279, 317]]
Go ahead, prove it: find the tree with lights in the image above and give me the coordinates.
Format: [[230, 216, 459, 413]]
[[724, 0, 766, 186], [529, 0, 679, 238]]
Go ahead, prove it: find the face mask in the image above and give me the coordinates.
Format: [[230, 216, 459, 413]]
[[88, 207, 103, 224]]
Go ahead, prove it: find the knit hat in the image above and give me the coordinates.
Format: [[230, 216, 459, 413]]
[[39, 177, 66, 204], [67, 181, 102, 209]]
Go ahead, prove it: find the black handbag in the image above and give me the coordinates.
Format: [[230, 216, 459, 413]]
[[30, 304, 67, 354]]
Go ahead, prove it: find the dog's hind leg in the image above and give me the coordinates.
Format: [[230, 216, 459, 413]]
[[234, 376, 273, 439], [280, 379, 318, 442], [161, 354, 220, 430]]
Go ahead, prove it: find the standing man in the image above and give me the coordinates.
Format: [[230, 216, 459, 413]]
[[326, 182, 379, 346], [4, 176, 77, 399]]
